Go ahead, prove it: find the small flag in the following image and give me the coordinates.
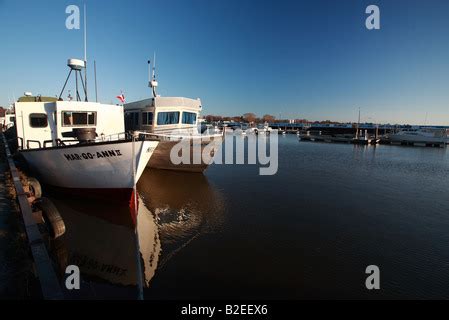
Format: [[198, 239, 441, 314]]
[[116, 93, 125, 103]]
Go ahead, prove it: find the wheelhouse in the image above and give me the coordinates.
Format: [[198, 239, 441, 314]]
[[14, 100, 124, 149], [124, 96, 202, 135]]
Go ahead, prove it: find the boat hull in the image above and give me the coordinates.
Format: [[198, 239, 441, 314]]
[[147, 135, 223, 173], [20, 139, 159, 195], [388, 135, 446, 143]]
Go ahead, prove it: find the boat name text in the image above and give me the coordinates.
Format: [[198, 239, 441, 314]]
[[63, 150, 123, 161]]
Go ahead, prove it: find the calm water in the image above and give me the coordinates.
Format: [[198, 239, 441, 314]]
[[50, 135, 449, 299]]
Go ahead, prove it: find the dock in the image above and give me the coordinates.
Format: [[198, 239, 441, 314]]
[[299, 130, 381, 145], [1, 133, 64, 299]]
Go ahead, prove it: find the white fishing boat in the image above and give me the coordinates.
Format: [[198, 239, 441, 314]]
[[388, 127, 448, 145], [1, 109, 16, 130], [124, 58, 223, 172], [14, 59, 158, 201]]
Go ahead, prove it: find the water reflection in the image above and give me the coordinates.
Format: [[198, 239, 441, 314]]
[[137, 169, 225, 268], [50, 195, 160, 288], [47, 169, 224, 296]]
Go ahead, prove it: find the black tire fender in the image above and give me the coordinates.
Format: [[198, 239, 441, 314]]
[[34, 197, 65, 239], [27, 177, 42, 199]]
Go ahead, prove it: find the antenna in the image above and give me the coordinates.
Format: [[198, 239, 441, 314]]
[[152, 52, 156, 80], [149, 52, 158, 98], [83, 3, 88, 101], [147, 60, 151, 87], [94, 60, 98, 102]]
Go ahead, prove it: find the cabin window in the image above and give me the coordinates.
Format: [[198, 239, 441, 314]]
[[142, 112, 154, 126], [182, 112, 197, 124], [29, 113, 48, 128], [125, 112, 132, 129], [62, 111, 96, 126], [125, 111, 139, 130], [157, 112, 180, 125]]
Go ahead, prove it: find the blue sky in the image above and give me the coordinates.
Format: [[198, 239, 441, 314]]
[[1, 0, 449, 124]]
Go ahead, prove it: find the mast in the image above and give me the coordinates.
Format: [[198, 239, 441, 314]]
[[83, 3, 88, 101]]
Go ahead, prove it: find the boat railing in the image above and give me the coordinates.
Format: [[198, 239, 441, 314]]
[[18, 132, 132, 150], [96, 132, 131, 142], [133, 130, 224, 141], [26, 140, 42, 149], [17, 130, 219, 150]]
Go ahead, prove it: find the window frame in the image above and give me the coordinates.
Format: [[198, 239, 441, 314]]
[[182, 112, 197, 125], [142, 112, 154, 126], [157, 111, 180, 126], [125, 111, 140, 130], [61, 111, 97, 127], [29, 113, 48, 128]]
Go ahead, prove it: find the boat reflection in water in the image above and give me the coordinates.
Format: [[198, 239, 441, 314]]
[[49, 168, 224, 297], [137, 169, 225, 268], [50, 195, 160, 291]]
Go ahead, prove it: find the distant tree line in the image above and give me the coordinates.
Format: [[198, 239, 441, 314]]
[[203, 112, 320, 124], [204, 113, 280, 124]]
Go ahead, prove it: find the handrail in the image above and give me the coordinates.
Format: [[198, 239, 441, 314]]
[[135, 131, 223, 141], [43, 140, 54, 148], [96, 132, 130, 142], [17, 137, 23, 150], [26, 139, 41, 149]]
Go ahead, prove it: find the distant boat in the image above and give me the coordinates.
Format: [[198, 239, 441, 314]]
[[388, 127, 448, 144], [1, 110, 15, 130], [247, 122, 273, 135], [224, 126, 234, 134]]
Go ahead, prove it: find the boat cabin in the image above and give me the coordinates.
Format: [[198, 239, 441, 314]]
[[124, 96, 202, 135], [14, 99, 124, 149]]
